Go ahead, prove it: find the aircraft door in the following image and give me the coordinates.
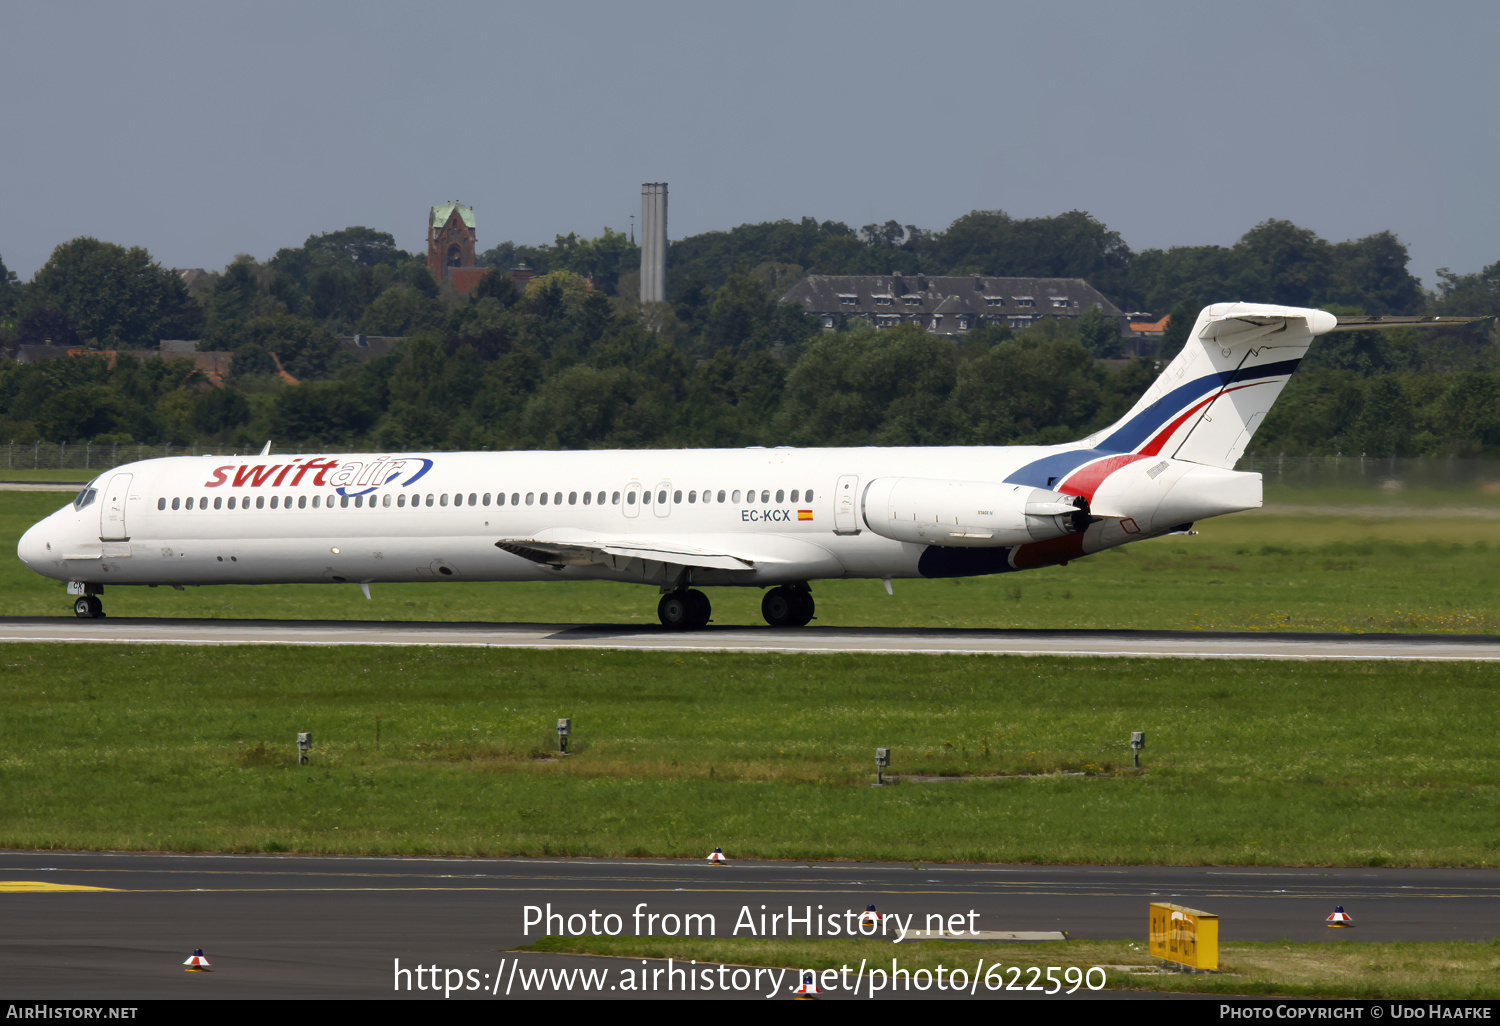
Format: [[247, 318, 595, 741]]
[[100, 472, 133, 541], [623, 481, 641, 519], [833, 474, 861, 535], [653, 481, 672, 518]]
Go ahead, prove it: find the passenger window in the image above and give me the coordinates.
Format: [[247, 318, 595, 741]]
[[228, 497, 237, 510], [612, 491, 620, 504], [273, 496, 282, 509], [761, 490, 770, 503], [659, 491, 668, 505], [311, 496, 319, 509], [641, 491, 650, 505], [468, 493, 476, 506], [628, 491, 637, 504], [672, 490, 682, 504], [284, 495, 292, 508], [297, 496, 305, 509], [161, 498, 169, 510], [381, 494, 389, 508], [214, 497, 223, 510], [732, 490, 741, 503], [568, 492, 577, 505], [425, 494, 434, 507], [482, 493, 490, 506], [688, 491, 696, 503], [554, 492, 562, 505], [776, 490, 784, 503], [257, 496, 266, 510], [397, 494, 405, 508], [791, 490, 799, 503], [805, 489, 814, 501], [359, 495, 368, 508], [583, 492, 591, 505], [511, 493, 520, 505], [717, 490, 726, 503], [526, 493, 534, 505], [495, 493, 503, 506], [539, 493, 547, 506], [340, 496, 349, 509]]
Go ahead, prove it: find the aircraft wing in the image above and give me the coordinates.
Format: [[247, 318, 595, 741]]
[[495, 533, 768, 571]]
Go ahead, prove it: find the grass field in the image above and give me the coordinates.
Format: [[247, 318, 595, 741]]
[[520, 935, 1500, 999], [4, 490, 1498, 632], [4, 645, 1499, 865]]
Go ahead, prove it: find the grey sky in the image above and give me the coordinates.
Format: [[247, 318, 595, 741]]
[[2, 0, 1495, 295]]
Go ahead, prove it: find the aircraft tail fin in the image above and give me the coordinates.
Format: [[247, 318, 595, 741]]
[[1083, 303, 1338, 470]]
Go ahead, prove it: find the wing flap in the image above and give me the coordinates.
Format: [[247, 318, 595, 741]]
[[495, 537, 761, 571]]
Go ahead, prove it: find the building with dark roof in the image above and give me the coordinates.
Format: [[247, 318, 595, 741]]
[[780, 274, 1124, 336]]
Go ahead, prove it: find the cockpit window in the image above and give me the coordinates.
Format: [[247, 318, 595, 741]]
[[73, 487, 98, 511]]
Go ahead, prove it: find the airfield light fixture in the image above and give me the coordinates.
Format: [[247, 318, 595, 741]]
[[875, 747, 891, 786], [1130, 732, 1145, 770], [297, 732, 312, 765], [557, 718, 571, 755]]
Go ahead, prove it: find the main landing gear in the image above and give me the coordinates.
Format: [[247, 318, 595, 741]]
[[73, 595, 105, 619], [654, 583, 817, 630], [761, 584, 815, 628], [658, 588, 712, 631]]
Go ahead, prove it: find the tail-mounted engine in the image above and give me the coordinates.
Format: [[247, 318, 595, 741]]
[[861, 478, 1090, 548]]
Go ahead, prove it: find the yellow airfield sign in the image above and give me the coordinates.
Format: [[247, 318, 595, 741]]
[[1149, 902, 1219, 971]]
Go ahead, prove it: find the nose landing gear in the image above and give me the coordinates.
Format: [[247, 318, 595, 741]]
[[73, 595, 105, 619]]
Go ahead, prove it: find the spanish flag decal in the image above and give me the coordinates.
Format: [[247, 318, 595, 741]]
[[798, 509, 814, 521]]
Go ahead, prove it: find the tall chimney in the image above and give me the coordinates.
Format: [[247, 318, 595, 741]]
[[640, 183, 668, 303]]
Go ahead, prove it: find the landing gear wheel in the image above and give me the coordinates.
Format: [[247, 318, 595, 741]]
[[73, 596, 104, 619], [658, 589, 711, 631], [762, 585, 814, 627], [685, 588, 711, 629]]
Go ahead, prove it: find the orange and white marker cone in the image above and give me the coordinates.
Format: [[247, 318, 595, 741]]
[[1326, 905, 1353, 927], [707, 847, 727, 863], [859, 903, 881, 923], [183, 948, 212, 971]]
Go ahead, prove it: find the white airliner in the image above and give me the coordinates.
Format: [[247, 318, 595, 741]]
[[15, 303, 1468, 628]]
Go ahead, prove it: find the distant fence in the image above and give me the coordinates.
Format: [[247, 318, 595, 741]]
[[0, 442, 363, 474], [2, 443, 1496, 491], [1237, 455, 1500, 492]]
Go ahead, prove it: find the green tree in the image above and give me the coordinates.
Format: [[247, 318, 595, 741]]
[[28, 238, 200, 348], [776, 323, 957, 446], [302, 227, 407, 268], [355, 286, 441, 337], [1232, 220, 1331, 308], [1077, 304, 1122, 358]]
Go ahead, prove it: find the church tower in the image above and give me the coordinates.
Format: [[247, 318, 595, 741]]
[[427, 202, 477, 284]]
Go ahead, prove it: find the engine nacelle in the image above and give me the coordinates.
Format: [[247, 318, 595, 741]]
[[861, 477, 1089, 548]]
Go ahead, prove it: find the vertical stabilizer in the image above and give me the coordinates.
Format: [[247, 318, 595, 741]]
[[1083, 303, 1337, 469]]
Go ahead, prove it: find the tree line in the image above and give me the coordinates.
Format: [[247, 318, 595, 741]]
[[0, 211, 1495, 458]]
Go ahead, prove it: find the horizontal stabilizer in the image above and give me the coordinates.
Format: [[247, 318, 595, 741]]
[[1329, 314, 1492, 333]]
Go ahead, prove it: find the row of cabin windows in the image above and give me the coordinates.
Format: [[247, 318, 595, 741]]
[[157, 487, 817, 512]]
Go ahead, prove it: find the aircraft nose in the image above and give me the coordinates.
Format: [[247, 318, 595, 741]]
[[17, 519, 51, 570]]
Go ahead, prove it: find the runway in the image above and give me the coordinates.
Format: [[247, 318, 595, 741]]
[[0, 615, 1496, 660], [3, 851, 1498, 1000]]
